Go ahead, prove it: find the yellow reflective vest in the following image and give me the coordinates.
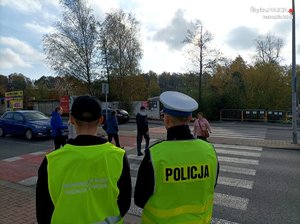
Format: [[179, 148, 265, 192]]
[[46, 142, 125, 224], [142, 139, 218, 224]]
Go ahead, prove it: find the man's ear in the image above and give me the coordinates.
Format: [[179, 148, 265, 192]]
[[164, 114, 172, 127], [99, 116, 104, 125], [70, 115, 76, 125]]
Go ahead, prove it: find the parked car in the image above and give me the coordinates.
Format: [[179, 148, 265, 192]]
[[101, 109, 130, 124], [0, 110, 52, 140]]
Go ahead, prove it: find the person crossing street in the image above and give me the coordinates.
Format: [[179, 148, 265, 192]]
[[136, 106, 150, 156]]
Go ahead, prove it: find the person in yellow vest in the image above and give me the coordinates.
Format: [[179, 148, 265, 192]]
[[36, 96, 132, 224], [134, 91, 219, 224]]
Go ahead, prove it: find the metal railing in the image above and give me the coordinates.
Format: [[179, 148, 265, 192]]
[[220, 109, 296, 123]]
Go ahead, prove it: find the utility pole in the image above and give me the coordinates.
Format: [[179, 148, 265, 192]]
[[102, 83, 109, 120], [291, 0, 298, 144]]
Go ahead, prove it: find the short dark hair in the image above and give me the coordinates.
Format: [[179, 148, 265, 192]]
[[140, 106, 146, 110], [71, 96, 102, 122], [55, 106, 61, 112]]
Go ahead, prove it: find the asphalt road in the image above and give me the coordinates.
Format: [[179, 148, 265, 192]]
[[212, 146, 300, 224]]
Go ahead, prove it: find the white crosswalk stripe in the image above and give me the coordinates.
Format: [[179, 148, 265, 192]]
[[218, 156, 259, 165], [128, 154, 144, 161], [218, 176, 253, 189], [216, 149, 261, 157], [209, 127, 266, 140], [214, 143, 263, 151], [214, 193, 249, 210], [127, 143, 262, 223], [220, 165, 256, 176], [152, 125, 266, 141], [211, 217, 239, 224]]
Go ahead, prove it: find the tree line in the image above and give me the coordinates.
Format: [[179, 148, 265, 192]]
[[0, 0, 299, 120], [1, 59, 299, 120]]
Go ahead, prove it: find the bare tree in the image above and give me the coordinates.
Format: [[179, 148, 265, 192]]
[[183, 20, 221, 107], [254, 33, 284, 64], [100, 9, 143, 100], [43, 0, 101, 95]]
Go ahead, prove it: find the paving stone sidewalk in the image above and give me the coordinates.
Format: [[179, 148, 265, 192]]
[[0, 179, 140, 224]]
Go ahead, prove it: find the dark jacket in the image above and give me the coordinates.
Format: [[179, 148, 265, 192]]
[[36, 135, 132, 224], [105, 115, 119, 134], [50, 111, 67, 137], [136, 112, 149, 133], [134, 125, 219, 208]]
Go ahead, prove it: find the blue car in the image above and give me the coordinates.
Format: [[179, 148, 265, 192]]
[[0, 110, 52, 140]]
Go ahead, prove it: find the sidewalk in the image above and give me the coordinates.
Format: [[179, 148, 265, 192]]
[[0, 133, 299, 223], [0, 178, 141, 224]]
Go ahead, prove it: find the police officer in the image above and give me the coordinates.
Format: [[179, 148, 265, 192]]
[[134, 91, 219, 224], [36, 96, 132, 224]]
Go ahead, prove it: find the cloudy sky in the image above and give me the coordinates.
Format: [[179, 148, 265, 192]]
[[0, 0, 299, 80]]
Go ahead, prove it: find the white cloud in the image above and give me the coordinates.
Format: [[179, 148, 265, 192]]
[[0, 37, 44, 69], [43, 0, 60, 8], [24, 22, 55, 34], [0, 0, 42, 12], [152, 9, 192, 51], [0, 48, 30, 69], [141, 40, 185, 74], [1, 0, 299, 77], [0, 37, 43, 59], [41, 11, 59, 21], [88, 0, 120, 19], [226, 26, 259, 51]]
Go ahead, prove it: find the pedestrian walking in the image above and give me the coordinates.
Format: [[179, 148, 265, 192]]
[[134, 91, 219, 224], [67, 115, 77, 139], [193, 112, 212, 141], [50, 106, 67, 150], [136, 106, 150, 156], [36, 96, 132, 224], [105, 110, 121, 147]]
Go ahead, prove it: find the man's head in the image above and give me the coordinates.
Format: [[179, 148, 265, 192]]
[[55, 106, 63, 115], [70, 96, 103, 132], [140, 106, 146, 111], [160, 91, 198, 129]]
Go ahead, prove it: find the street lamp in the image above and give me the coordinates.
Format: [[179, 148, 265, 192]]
[[291, 0, 298, 144]]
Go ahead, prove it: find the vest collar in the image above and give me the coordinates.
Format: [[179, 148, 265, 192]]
[[167, 125, 194, 140], [67, 135, 107, 146]]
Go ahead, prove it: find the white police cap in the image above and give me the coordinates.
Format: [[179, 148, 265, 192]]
[[160, 91, 198, 117]]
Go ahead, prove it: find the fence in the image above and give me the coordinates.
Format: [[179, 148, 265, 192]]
[[220, 109, 291, 123]]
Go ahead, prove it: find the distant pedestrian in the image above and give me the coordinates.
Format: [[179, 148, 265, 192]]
[[67, 116, 77, 139], [105, 110, 121, 147], [50, 106, 67, 149], [193, 112, 212, 141], [136, 106, 150, 156]]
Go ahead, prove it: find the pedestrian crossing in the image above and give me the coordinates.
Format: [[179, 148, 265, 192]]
[[209, 127, 266, 140], [127, 143, 263, 223], [149, 125, 267, 141]]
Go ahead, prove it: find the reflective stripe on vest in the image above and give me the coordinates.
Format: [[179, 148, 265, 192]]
[[46, 142, 124, 224], [142, 140, 217, 224]]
